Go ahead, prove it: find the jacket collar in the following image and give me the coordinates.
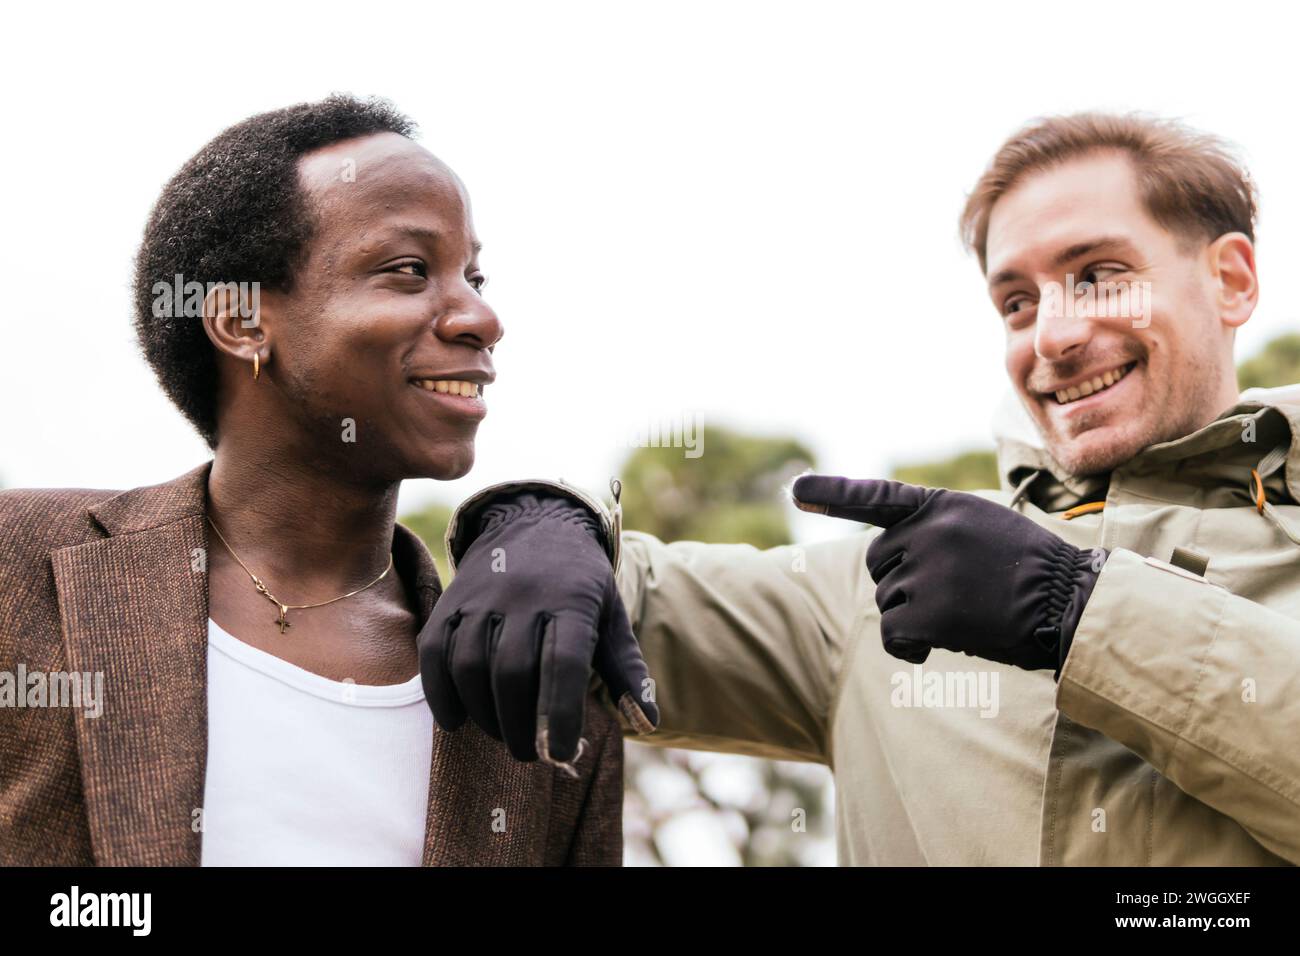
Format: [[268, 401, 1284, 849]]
[[994, 384, 1300, 511], [52, 461, 545, 865]]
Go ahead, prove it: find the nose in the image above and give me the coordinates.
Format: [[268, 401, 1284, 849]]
[[433, 293, 503, 351], [1033, 281, 1092, 362]]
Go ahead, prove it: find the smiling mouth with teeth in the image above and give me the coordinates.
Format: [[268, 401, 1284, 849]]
[[1050, 361, 1136, 405], [411, 379, 481, 398]]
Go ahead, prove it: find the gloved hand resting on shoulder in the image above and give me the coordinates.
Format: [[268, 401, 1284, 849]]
[[418, 489, 658, 774]]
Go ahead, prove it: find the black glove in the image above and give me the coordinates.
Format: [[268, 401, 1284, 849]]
[[792, 476, 1106, 676], [418, 491, 659, 770]]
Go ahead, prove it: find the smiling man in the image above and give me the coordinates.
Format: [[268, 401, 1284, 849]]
[[424, 112, 1300, 865], [0, 95, 623, 866], [984, 146, 1254, 478]]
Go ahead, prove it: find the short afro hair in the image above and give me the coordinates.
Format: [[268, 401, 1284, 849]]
[[132, 94, 417, 447]]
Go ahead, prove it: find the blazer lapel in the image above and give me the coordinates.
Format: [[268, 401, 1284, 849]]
[[51, 462, 212, 865]]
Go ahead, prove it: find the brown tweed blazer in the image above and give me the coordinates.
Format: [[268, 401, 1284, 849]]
[[0, 462, 623, 866]]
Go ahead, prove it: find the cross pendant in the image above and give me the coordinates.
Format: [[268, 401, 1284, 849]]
[[274, 605, 291, 634]]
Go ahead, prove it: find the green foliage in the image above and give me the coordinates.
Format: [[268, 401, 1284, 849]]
[[1238, 332, 1300, 391], [619, 426, 815, 548], [398, 501, 455, 584], [615, 423, 829, 866], [890, 449, 1000, 491]]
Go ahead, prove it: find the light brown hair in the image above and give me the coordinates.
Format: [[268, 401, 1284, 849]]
[[960, 112, 1258, 272]]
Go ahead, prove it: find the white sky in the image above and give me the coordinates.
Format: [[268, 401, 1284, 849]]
[[4, 0, 1297, 543]]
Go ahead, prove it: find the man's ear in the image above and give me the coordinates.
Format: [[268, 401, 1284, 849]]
[[1206, 232, 1258, 330], [201, 281, 271, 371]]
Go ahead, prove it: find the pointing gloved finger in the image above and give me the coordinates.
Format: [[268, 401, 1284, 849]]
[[793, 475, 933, 528]]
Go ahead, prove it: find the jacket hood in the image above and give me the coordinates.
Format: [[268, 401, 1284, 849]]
[[991, 383, 1300, 512]]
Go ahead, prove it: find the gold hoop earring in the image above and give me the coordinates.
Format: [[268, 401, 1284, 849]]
[[253, 352, 261, 381]]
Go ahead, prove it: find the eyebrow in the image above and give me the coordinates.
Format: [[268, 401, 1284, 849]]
[[987, 235, 1139, 289], [375, 224, 483, 256]]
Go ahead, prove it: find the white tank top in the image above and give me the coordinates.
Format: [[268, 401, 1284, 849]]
[[200, 618, 433, 866]]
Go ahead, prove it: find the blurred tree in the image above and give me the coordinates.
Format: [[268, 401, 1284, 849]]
[[620, 428, 814, 546], [616, 425, 833, 866], [398, 502, 454, 584], [1238, 332, 1300, 391], [891, 448, 999, 491]]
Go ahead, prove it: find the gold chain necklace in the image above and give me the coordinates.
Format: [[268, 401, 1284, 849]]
[[206, 515, 394, 634]]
